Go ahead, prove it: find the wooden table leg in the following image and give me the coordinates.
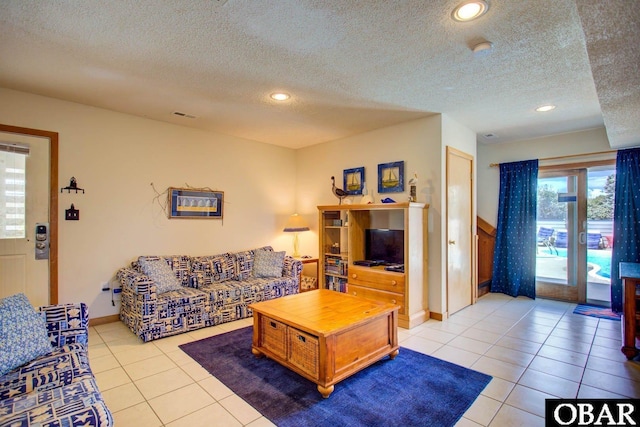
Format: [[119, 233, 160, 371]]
[[621, 277, 639, 359], [317, 384, 334, 398]]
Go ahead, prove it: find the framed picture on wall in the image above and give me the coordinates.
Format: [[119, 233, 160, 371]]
[[343, 167, 365, 195], [168, 187, 224, 219], [378, 161, 404, 193]]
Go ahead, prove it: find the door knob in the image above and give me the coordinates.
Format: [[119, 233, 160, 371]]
[[448, 240, 456, 245]]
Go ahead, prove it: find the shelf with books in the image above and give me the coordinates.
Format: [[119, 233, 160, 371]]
[[325, 275, 348, 293], [324, 255, 348, 277], [319, 208, 349, 293]]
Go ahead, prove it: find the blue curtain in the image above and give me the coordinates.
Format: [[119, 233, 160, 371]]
[[610, 148, 640, 312], [491, 160, 539, 298]]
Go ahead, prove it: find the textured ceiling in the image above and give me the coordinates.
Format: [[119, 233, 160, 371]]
[[0, 0, 637, 149], [577, 0, 640, 149]]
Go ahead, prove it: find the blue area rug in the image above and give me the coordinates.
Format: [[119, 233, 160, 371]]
[[180, 326, 491, 427], [573, 304, 621, 321]]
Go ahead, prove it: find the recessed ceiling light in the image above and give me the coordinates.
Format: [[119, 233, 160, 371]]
[[452, 1, 489, 22], [536, 105, 556, 112], [270, 92, 290, 101]]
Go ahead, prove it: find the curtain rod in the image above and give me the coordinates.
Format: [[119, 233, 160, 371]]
[[489, 149, 617, 167]]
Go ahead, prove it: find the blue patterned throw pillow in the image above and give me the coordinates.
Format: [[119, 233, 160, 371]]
[[234, 246, 274, 280], [0, 293, 53, 376], [253, 250, 285, 278], [139, 257, 183, 293]]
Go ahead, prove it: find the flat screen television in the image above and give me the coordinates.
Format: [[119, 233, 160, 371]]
[[365, 229, 404, 265]]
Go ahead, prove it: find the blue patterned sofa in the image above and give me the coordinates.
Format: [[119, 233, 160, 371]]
[[117, 246, 302, 342], [0, 298, 113, 426]]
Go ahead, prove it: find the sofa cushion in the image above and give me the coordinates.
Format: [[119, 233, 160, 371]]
[[39, 303, 89, 347], [253, 249, 285, 278], [145, 287, 208, 340], [139, 257, 183, 294], [234, 246, 273, 280], [0, 377, 113, 427], [0, 343, 91, 400], [0, 293, 53, 376], [191, 253, 235, 287]]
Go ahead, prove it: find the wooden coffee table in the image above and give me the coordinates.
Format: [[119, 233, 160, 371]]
[[249, 289, 399, 398]]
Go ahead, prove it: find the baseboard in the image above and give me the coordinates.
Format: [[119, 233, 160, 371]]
[[403, 310, 430, 329], [89, 314, 120, 327], [478, 280, 491, 298], [429, 311, 444, 321]]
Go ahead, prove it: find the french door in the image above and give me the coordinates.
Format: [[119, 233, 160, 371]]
[[536, 168, 587, 302], [536, 161, 616, 304]]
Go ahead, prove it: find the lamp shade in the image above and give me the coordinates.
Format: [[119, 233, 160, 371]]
[[283, 214, 310, 232]]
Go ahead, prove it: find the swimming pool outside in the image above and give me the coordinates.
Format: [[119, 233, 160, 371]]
[[553, 248, 612, 278], [535, 249, 612, 303], [536, 248, 611, 286]]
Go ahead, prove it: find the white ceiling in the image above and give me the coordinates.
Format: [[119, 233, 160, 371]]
[[1, 0, 638, 149]]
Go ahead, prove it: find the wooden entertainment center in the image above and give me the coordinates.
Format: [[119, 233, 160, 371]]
[[318, 202, 429, 329]]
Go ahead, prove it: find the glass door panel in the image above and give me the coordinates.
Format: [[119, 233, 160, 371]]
[[536, 169, 587, 302], [585, 167, 616, 306]]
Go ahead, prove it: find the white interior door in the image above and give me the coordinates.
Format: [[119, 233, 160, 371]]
[[446, 147, 474, 316], [0, 131, 50, 307]]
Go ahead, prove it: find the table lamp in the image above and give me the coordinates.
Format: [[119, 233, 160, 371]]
[[283, 213, 310, 258]]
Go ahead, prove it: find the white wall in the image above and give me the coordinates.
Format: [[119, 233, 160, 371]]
[[295, 114, 476, 316], [477, 128, 613, 226], [2, 87, 483, 321], [0, 88, 297, 318], [295, 115, 442, 250]]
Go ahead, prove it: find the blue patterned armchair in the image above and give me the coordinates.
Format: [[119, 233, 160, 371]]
[[0, 301, 113, 426]]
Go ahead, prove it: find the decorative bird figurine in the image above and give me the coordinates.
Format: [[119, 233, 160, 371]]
[[331, 176, 348, 204]]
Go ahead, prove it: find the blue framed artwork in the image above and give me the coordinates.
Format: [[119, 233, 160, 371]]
[[378, 161, 404, 193], [168, 187, 224, 219], [343, 167, 365, 195]]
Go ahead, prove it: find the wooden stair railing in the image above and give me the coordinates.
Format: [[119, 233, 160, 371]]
[[477, 216, 496, 297]]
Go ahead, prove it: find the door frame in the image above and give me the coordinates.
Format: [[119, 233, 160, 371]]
[[536, 159, 616, 303], [0, 124, 58, 304], [446, 146, 476, 316]]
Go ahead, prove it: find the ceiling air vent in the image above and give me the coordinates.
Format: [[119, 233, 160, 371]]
[[172, 111, 197, 119], [482, 133, 498, 140]]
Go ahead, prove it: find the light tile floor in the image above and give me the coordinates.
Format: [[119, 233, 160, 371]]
[[89, 293, 640, 426]]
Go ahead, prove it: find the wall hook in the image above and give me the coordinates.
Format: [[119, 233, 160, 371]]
[[61, 176, 85, 193]]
